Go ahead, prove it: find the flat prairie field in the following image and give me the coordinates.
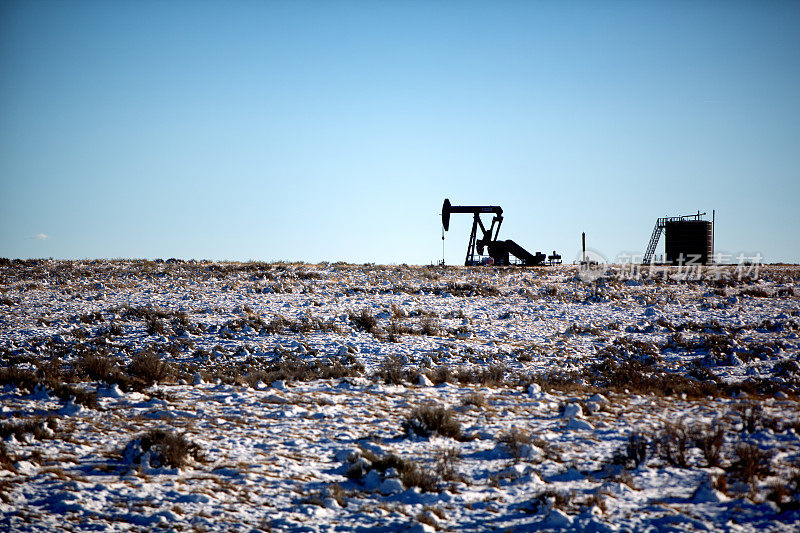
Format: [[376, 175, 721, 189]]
[[1, 260, 798, 532]]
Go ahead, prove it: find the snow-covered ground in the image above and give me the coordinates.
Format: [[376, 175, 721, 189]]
[[1, 259, 798, 531]]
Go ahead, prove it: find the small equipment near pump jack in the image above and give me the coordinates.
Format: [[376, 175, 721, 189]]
[[441, 198, 553, 266]]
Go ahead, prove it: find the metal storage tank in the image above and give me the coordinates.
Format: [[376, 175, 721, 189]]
[[664, 220, 713, 264]]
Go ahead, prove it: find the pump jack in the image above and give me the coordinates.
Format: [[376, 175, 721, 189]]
[[441, 198, 548, 266]]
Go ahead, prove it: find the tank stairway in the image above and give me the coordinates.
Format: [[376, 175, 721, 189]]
[[642, 220, 664, 264], [642, 212, 705, 264]]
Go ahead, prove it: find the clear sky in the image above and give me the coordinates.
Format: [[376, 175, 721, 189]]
[[1, 0, 798, 264]]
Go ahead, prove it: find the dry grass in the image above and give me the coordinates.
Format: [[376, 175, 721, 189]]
[[0, 442, 16, 473], [692, 424, 725, 467], [349, 309, 379, 335], [240, 355, 363, 385], [612, 432, 648, 469], [374, 356, 413, 385], [0, 417, 58, 442], [766, 468, 800, 512], [454, 365, 505, 387], [76, 353, 121, 382], [127, 350, 173, 385], [420, 316, 440, 336], [0, 367, 98, 408], [354, 449, 439, 493], [123, 429, 203, 469], [404, 403, 462, 440], [435, 447, 463, 483], [498, 428, 531, 463], [527, 488, 571, 514], [655, 421, 691, 468], [735, 401, 764, 433], [461, 392, 486, 409], [729, 442, 772, 487]]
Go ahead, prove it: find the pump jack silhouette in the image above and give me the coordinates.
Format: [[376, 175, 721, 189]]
[[441, 198, 553, 266]]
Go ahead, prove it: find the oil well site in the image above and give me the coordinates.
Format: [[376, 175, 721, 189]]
[[4, 0, 798, 529], [0, 245, 798, 531], [440, 198, 718, 269]]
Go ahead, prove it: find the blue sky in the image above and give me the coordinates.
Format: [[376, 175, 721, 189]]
[[1, 1, 798, 264]]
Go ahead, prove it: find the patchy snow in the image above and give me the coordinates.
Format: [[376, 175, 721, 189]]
[[0, 259, 798, 531]]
